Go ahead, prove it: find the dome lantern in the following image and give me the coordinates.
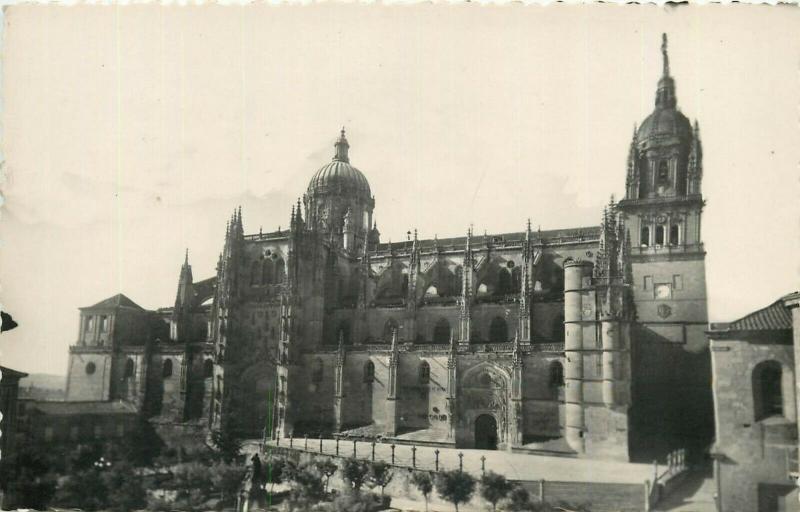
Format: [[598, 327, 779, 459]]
[[655, 33, 677, 110], [334, 127, 350, 163]]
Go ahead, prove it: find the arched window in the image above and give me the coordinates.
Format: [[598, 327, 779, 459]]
[[753, 360, 783, 421], [275, 258, 286, 284], [552, 315, 565, 342], [384, 319, 399, 342], [401, 274, 409, 296], [549, 361, 565, 387], [312, 359, 324, 384], [262, 259, 274, 285], [162, 359, 173, 378], [85, 362, 96, 375], [669, 225, 680, 246], [655, 225, 665, 246], [489, 317, 508, 343], [657, 160, 670, 186], [124, 358, 135, 378], [204, 359, 214, 379], [497, 269, 512, 295], [363, 361, 375, 383], [419, 361, 430, 384], [640, 227, 650, 247], [432, 318, 451, 344], [250, 260, 261, 285]]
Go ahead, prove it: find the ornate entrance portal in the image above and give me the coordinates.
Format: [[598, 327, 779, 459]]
[[475, 414, 498, 450]]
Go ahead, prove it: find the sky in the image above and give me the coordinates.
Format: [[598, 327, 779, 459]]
[[1, 4, 798, 376]]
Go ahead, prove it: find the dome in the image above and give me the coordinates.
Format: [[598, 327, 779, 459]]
[[307, 130, 371, 200], [637, 107, 692, 143]]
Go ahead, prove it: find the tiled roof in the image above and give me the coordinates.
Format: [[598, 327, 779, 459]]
[[1, 366, 29, 380], [31, 400, 138, 416], [84, 293, 143, 311], [727, 296, 795, 332]]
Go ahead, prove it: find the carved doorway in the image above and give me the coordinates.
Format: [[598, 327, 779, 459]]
[[475, 414, 498, 450]]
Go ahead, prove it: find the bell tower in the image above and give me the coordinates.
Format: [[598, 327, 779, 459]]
[[617, 34, 707, 351]]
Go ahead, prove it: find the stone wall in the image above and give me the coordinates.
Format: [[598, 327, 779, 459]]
[[711, 337, 797, 512], [66, 351, 113, 401]]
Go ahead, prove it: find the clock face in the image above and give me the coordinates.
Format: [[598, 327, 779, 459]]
[[654, 283, 672, 300]]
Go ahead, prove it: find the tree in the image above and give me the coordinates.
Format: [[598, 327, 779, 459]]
[[341, 458, 370, 494], [480, 471, 513, 512], [104, 462, 147, 512], [507, 485, 532, 512], [120, 417, 164, 467], [211, 418, 242, 463], [314, 456, 338, 493], [435, 469, 476, 512], [264, 455, 286, 493], [6, 467, 57, 510], [366, 461, 394, 498], [411, 471, 434, 512], [285, 460, 325, 510], [2, 446, 58, 510]]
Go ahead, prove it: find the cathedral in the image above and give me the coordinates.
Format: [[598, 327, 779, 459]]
[[64, 35, 713, 462]]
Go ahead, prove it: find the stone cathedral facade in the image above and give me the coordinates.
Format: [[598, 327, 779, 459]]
[[64, 35, 712, 462]]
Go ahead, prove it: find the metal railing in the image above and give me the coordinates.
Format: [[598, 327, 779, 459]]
[[266, 436, 487, 476]]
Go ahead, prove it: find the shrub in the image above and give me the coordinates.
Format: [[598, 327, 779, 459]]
[[172, 461, 213, 492], [103, 462, 147, 512], [480, 471, 513, 511], [411, 471, 434, 512], [174, 488, 208, 510], [145, 495, 174, 512], [435, 469, 475, 512], [209, 460, 248, 504], [341, 458, 370, 494], [68, 442, 105, 471], [53, 468, 110, 511], [330, 491, 382, 512]]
